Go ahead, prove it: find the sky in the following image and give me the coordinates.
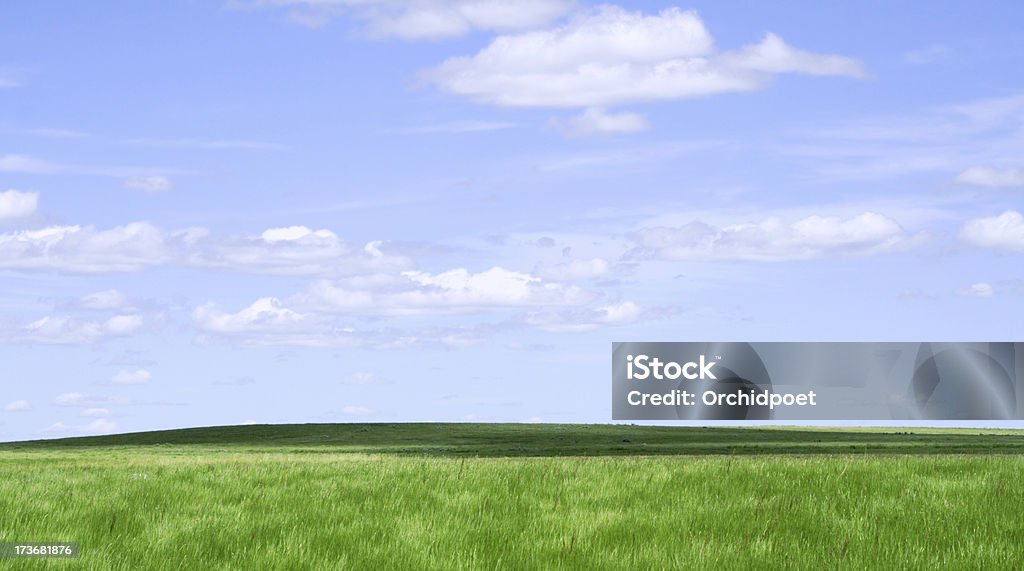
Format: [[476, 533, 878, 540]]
[[1, 0, 1023, 441]]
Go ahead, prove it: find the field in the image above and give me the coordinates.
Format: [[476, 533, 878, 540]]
[[2, 424, 1024, 569]]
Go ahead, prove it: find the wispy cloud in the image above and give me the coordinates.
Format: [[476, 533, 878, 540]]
[[955, 166, 1024, 188], [118, 137, 287, 151], [385, 120, 518, 134], [956, 282, 995, 298], [777, 93, 1024, 182], [123, 176, 174, 193], [0, 153, 184, 179], [631, 212, 924, 262], [550, 107, 649, 137], [903, 44, 952, 65], [232, 0, 574, 40]]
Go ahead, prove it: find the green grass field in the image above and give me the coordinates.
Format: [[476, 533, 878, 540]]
[[2, 424, 1024, 569]]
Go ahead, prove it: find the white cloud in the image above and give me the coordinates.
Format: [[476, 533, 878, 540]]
[[955, 167, 1024, 188], [0, 222, 173, 273], [4, 312, 144, 345], [552, 107, 649, 137], [105, 315, 144, 335], [533, 257, 610, 281], [300, 267, 590, 315], [191, 297, 405, 348], [0, 190, 38, 219], [4, 400, 31, 412], [111, 368, 151, 385], [80, 289, 131, 310], [82, 408, 110, 417], [0, 221, 408, 276], [956, 282, 995, 298], [960, 211, 1024, 252], [123, 176, 173, 193], [22, 317, 102, 344], [632, 212, 919, 262], [341, 405, 375, 416], [524, 300, 644, 332], [192, 227, 411, 276], [250, 0, 574, 39], [193, 297, 313, 334], [427, 7, 864, 108], [42, 418, 119, 435]]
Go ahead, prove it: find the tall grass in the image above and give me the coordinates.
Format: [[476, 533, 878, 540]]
[[2, 445, 1022, 569]]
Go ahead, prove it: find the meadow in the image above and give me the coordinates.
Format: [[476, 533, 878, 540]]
[[2, 424, 1023, 569]]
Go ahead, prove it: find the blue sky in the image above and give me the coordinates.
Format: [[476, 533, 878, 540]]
[[1, 0, 1023, 440]]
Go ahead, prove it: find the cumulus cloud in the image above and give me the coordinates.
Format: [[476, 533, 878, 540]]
[[955, 167, 1024, 188], [552, 107, 649, 136], [0, 221, 409, 276], [299, 267, 590, 315], [193, 297, 314, 335], [191, 264, 593, 344], [247, 0, 574, 38], [960, 211, 1024, 252], [123, 175, 173, 193], [190, 297, 411, 348], [10, 314, 143, 344], [191, 301, 468, 348], [0, 190, 38, 219], [632, 212, 920, 262], [956, 282, 995, 298], [191, 226, 411, 276], [0, 223, 176, 273], [427, 7, 864, 108], [4, 400, 31, 412], [111, 369, 152, 385]]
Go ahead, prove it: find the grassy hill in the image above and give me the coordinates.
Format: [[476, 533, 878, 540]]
[[2, 424, 1023, 569], [4, 422, 1024, 456]]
